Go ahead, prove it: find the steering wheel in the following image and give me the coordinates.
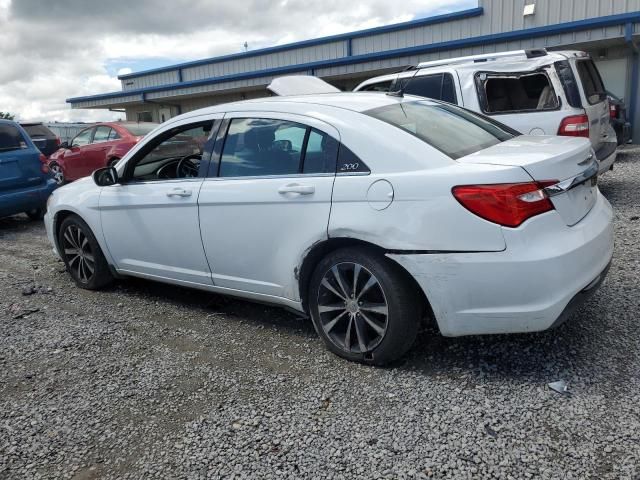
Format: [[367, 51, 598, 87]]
[[176, 154, 201, 178]]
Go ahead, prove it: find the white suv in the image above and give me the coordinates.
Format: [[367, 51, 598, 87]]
[[354, 49, 617, 174]]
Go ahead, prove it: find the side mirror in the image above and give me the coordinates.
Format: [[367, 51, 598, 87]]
[[92, 166, 118, 187], [59, 141, 69, 150]]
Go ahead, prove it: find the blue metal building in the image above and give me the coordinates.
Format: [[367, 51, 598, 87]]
[[68, 0, 640, 141]]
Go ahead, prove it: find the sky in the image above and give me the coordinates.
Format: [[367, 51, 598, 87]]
[[0, 0, 476, 123]]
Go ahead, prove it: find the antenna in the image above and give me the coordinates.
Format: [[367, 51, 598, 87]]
[[386, 67, 420, 98], [243, 41, 248, 52]]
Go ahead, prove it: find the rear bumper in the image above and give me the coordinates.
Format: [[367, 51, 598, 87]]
[[388, 192, 613, 337], [0, 178, 57, 218], [595, 141, 617, 173]]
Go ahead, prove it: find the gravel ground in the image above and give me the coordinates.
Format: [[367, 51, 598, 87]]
[[1, 149, 639, 480]]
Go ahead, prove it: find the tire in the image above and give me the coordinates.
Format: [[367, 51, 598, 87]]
[[107, 157, 120, 168], [25, 208, 45, 221], [308, 247, 421, 366], [49, 162, 65, 185], [57, 215, 113, 290]]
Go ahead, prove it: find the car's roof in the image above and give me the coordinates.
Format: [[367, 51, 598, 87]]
[[356, 50, 587, 87], [181, 92, 434, 118], [0, 118, 18, 126]]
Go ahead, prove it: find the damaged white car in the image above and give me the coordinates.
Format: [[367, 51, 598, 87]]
[[45, 86, 613, 365]]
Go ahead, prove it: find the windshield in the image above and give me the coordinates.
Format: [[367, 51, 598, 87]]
[[365, 100, 517, 159], [122, 123, 158, 136]]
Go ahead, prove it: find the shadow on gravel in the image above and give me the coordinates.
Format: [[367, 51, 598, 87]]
[[114, 276, 314, 334]]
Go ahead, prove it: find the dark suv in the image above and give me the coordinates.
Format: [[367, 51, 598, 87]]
[[20, 123, 60, 157], [0, 120, 57, 220]]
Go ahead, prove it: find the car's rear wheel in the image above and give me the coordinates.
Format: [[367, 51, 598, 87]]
[[58, 215, 113, 290], [49, 162, 65, 185], [308, 247, 421, 365], [25, 208, 45, 221]]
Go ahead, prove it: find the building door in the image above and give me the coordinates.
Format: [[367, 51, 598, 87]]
[[159, 108, 172, 124]]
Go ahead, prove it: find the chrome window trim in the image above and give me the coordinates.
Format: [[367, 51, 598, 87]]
[[205, 172, 335, 181]]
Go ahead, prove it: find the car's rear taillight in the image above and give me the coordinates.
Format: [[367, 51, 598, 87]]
[[609, 104, 618, 119], [558, 114, 590, 137], [39, 153, 49, 174], [452, 181, 557, 228]]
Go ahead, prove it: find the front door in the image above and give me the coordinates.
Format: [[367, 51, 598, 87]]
[[198, 113, 339, 300], [63, 127, 94, 180], [99, 117, 220, 285]]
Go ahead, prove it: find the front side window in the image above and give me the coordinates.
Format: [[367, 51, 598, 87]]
[[576, 60, 606, 105], [365, 100, 516, 160], [128, 122, 213, 181], [478, 72, 559, 113], [219, 118, 337, 177], [0, 124, 27, 152], [72, 128, 93, 147], [93, 126, 112, 143]]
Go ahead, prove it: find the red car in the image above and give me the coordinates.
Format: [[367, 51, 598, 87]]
[[48, 122, 158, 184]]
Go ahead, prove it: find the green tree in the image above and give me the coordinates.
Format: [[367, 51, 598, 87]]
[[0, 112, 15, 120]]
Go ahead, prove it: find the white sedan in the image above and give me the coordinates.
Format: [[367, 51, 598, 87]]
[[44, 92, 613, 365]]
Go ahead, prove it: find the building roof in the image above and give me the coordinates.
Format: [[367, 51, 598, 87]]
[[67, 8, 640, 108]]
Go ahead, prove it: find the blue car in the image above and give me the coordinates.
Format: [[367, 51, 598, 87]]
[[0, 119, 57, 220]]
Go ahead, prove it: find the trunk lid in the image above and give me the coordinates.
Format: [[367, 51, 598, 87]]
[[458, 135, 597, 226]]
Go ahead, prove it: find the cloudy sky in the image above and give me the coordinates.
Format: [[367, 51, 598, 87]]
[[0, 0, 475, 122]]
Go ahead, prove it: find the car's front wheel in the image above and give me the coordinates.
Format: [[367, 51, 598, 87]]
[[58, 215, 113, 290], [49, 162, 65, 185], [308, 247, 421, 365]]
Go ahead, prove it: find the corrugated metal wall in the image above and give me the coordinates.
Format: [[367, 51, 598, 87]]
[[115, 0, 640, 93]]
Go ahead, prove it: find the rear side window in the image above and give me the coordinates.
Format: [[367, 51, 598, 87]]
[[0, 124, 27, 152], [478, 72, 559, 113], [400, 73, 457, 104], [219, 118, 339, 177], [576, 60, 606, 105], [365, 100, 516, 160]]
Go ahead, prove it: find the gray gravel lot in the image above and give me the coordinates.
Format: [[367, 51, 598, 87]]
[[1, 149, 640, 480]]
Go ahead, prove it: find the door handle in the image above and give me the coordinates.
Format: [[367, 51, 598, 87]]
[[278, 183, 315, 195], [166, 187, 192, 197]]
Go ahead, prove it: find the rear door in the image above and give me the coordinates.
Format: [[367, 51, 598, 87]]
[[473, 67, 563, 135], [573, 58, 614, 152], [0, 123, 41, 191], [398, 70, 460, 105], [198, 112, 339, 300]]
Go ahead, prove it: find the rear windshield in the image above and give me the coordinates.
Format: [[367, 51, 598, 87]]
[[22, 124, 54, 138], [576, 60, 606, 105], [0, 124, 27, 152], [365, 101, 516, 159], [122, 123, 158, 136]]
